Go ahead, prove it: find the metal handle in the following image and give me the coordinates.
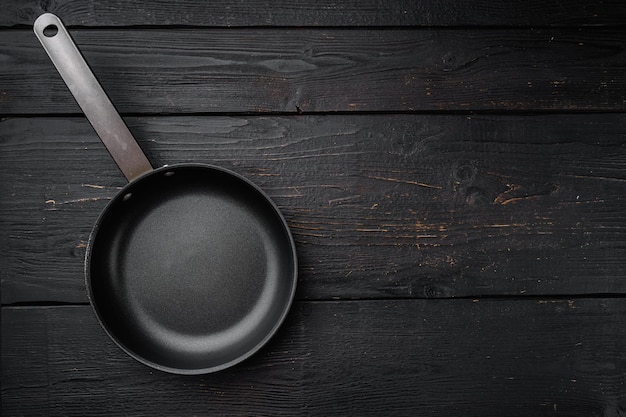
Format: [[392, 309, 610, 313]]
[[34, 13, 153, 182]]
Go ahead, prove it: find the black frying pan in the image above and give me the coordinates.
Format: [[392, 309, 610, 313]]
[[34, 13, 297, 374]]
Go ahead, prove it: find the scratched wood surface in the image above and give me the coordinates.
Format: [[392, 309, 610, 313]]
[[2, 29, 626, 114], [3, 0, 626, 27], [3, 300, 626, 416], [1, 1, 625, 416], [2, 115, 625, 304]]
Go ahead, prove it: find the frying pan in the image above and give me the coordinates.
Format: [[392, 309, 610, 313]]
[[33, 13, 297, 374]]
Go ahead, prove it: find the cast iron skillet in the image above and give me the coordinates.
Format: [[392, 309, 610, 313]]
[[34, 13, 297, 374]]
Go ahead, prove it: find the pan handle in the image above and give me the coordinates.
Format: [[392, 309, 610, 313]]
[[33, 13, 153, 182]]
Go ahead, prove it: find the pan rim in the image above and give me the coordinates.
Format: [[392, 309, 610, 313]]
[[84, 162, 298, 375]]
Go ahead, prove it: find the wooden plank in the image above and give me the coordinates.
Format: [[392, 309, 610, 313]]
[[2, 114, 625, 304], [2, 300, 625, 415], [3, 0, 626, 27], [2, 28, 626, 114]]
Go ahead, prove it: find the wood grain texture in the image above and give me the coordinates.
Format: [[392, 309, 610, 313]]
[[2, 115, 625, 304], [2, 28, 626, 114], [2, 300, 625, 416], [2, 2, 625, 416], [3, 0, 626, 27]]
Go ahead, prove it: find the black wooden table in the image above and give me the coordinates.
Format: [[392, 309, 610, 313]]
[[2, 1, 626, 415]]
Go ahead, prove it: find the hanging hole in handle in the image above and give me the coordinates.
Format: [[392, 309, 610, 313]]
[[43, 24, 58, 37]]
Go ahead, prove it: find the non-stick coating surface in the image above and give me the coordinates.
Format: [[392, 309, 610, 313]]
[[86, 164, 297, 374]]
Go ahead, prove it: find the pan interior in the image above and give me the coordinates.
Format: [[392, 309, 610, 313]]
[[87, 165, 296, 373]]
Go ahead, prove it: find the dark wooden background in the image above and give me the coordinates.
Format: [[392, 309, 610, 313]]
[[2, 1, 626, 415]]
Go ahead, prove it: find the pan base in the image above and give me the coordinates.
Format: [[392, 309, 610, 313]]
[[87, 165, 296, 373]]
